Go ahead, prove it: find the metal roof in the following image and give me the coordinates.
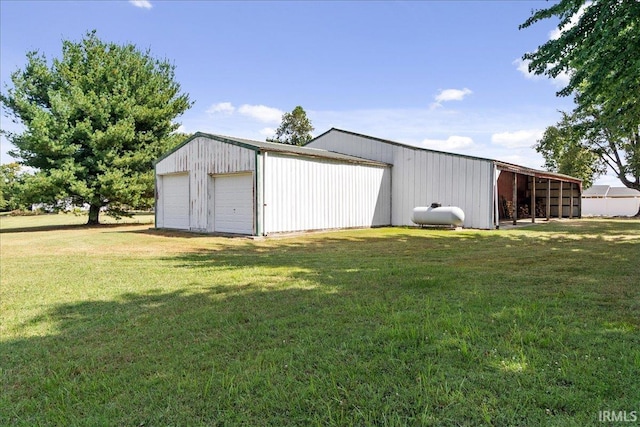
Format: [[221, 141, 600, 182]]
[[582, 185, 640, 198], [606, 187, 640, 197], [155, 132, 391, 167], [582, 185, 611, 197], [157, 129, 584, 184], [493, 161, 582, 184]]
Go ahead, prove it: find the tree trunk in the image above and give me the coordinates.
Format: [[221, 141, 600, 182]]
[[87, 204, 101, 225]]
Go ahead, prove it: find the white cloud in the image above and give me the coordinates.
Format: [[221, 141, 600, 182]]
[[491, 129, 544, 148], [206, 102, 235, 114], [237, 104, 283, 123], [514, 58, 535, 80], [421, 135, 474, 150], [434, 88, 473, 103], [259, 127, 276, 138], [514, 58, 571, 88], [129, 0, 152, 9], [204, 102, 283, 123]]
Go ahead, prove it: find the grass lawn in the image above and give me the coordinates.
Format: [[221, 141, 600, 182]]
[[1, 215, 639, 426]]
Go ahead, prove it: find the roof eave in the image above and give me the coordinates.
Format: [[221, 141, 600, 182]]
[[495, 161, 582, 184]]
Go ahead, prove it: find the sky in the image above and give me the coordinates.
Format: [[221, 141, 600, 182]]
[[0, 0, 619, 186]]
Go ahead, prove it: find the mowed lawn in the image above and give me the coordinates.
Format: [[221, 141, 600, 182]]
[[1, 215, 638, 426]]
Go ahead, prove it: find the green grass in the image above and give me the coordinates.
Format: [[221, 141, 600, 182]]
[[1, 215, 639, 426]]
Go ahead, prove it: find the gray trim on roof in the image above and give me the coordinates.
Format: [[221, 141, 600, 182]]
[[155, 131, 391, 168]]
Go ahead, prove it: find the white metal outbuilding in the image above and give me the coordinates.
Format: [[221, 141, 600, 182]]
[[154, 133, 392, 235], [155, 128, 583, 235]]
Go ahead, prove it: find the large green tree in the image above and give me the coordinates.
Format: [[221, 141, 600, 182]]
[[267, 106, 314, 146], [521, 0, 640, 194], [1, 31, 192, 224]]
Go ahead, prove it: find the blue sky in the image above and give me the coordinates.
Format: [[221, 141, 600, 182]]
[[0, 1, 616, 185]]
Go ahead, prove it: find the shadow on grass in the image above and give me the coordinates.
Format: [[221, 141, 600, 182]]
[[2, 221, 639, 425], [0, 222, 154, 234], [128, 228, 253, 239]]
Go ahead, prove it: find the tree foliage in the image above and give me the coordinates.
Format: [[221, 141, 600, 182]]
[[0, 31, 192, 223], [0, 163, 27, 211], [535, 112, 606, 188], [267, 106, 314, 146], [521, 0, 640, 192]]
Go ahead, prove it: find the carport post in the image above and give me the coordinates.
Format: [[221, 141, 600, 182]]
[[513, 173, 518, 225], [546, 179, 551, 220], [569, 183, 574, 219], [531, 177, 536, 223], [558, 181, 563, 219]]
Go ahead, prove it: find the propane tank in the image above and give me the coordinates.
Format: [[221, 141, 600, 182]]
[[411, 203, 465, 227]]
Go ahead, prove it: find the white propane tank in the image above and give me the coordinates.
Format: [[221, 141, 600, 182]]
[[411, 204, 465, 227]]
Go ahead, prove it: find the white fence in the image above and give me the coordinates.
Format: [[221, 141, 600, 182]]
[[582, 197, 640, 217]]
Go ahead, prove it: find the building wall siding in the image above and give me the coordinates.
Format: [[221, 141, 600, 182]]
[[156, 131, 499, 233], [263, 153, 391, 234], [582, 197, 640, 217], [307, 131, 494, 229], [155, 136, 255, 231]]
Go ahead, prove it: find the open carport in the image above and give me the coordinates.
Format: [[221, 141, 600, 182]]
[[495, 162, 582, 226]]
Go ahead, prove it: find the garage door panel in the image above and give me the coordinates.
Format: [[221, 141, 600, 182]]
[[162, 174, 189, 229], [214, 174, 253, 234]]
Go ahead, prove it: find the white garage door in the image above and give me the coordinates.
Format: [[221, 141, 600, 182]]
[[162, 173, 189, 229], [214, 174, 254, 234]]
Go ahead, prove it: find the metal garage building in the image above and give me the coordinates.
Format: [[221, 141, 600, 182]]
[[306, 128, 582, 229], [154, 132, 391, 234], [155, 129, 582, 235]]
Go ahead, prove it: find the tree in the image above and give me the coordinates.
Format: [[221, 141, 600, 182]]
[[0, 31, 192, 224], [520, 0, 640, 196], [267, 106, 314, 146], [0, 163, 27, 211], [535, 112, 606, 189]]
